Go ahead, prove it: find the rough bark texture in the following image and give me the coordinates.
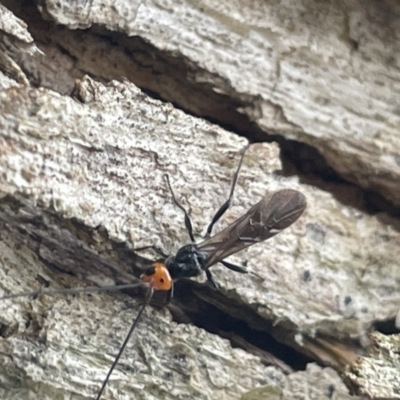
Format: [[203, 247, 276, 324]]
[[0, 1, 399, 399], [344, 332, 400, 399]]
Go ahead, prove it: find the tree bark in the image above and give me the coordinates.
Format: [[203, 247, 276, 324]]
[[0, 1, 399, 399]]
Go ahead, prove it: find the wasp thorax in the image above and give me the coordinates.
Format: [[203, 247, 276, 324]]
[[165, 244, 207, 279]]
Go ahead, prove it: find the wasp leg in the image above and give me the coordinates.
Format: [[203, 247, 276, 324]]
[[164, 282, 174, 305], [165, 174, 195, 242], [133, 245, 169, 258], [204, 144, 249, 238], [205, 269, 218, 288], [220, 260, 247, 273]]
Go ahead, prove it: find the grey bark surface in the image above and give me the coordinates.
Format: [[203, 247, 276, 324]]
[[22, 0, 400, 205], [0, 1, 399, 399], [344, 332, 400, 399]]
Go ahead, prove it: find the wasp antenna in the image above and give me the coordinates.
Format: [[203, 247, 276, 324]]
[[133, 245, 169, 258], [95, 286, 154, 400], [205, 144, 249, 238], [0, 283, 147, 301], [164, 174, 195, 242]]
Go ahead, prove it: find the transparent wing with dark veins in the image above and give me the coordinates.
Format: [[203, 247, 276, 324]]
[[198, 189, 307, 269]]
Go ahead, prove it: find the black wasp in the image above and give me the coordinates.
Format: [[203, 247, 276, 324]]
[[1, 144, 306, 400]]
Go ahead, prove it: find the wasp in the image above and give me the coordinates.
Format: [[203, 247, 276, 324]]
[[1, 145, 306, 400]]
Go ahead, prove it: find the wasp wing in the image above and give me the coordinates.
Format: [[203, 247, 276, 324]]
[[198, 189, 306, 269]]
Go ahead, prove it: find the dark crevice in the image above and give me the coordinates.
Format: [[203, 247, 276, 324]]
[[279, 139, 400, 228], [278, 138, 343, 181], [0, 323, 8, 338], [169, 279, 314, 372], [374, 317, 400, 335]]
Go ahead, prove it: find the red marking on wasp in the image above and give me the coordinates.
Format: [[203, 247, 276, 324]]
[[141, 262, 172, 291]]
